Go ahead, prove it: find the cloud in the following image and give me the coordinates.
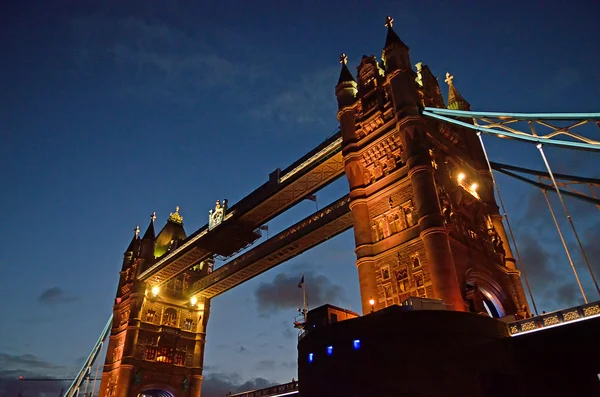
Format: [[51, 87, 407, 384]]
[[254, 360, 276, 371], [519, 232, 582, 310], [254, 267, 346, 317], [0, 353, 63, 371], [248, 66, 340, 126], [37, 287, 79, 305], [201, 373, 277, 397], [70, 15, 265, 106]]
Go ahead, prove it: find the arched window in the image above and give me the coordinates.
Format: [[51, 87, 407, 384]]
[[163, 308, 178, 327]]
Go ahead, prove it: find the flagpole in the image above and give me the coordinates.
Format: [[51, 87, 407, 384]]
[[301, 274, 308, 323]]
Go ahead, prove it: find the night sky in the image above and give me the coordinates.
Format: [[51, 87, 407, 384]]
[[1, 1, 599, 396]]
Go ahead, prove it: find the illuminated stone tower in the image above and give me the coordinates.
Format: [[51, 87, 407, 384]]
[[99, 208, 212, 397], [336, 17, 530, 318]]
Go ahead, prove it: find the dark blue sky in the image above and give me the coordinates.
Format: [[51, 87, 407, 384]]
[[1, 1, 599, 396]]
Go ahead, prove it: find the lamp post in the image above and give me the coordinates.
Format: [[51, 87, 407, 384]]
[[369, 298, 375, 313]]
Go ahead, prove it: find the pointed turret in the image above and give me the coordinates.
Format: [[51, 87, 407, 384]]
[[142, 212, 156, 240], [445, 72, 471, 111], [384, 16, 408, 50], [125, 225, 141, 254], [381, 16, 411, 73], [154, 206, 187, 258], [335, 53, 358, 110], [139, 212, 157, 261]]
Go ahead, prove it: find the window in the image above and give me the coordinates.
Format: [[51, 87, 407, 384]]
[[415, 274, 424, 287], [184, 318, 193, 331], [163, 308, 178, 327], [412, 255, 421, 269], [330, 313, 338, 323], [384, 285, 393, 299], [145, 309, 156, 322], [155, 347, 173, 364], [381, 267, 390, 280], [397, 268, 409, 292], [145, 346, 157, 361], [174, 352, 185, 366]]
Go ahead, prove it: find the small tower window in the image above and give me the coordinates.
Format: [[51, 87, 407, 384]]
[[163, 308, 178, 327], [184, 318, 193, 331], [145, 309, 156, 322], [381, 266, 390, 280]]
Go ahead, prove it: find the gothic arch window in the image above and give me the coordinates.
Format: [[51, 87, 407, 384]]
[[396, 267, 409, 292], [145, 309, 156, 323], [163, 308, 178, 327], [381, 266, 390, 281], [412, 255, 421, 270]]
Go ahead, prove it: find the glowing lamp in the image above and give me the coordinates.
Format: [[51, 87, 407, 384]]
[[369, 298, 375, 306], [471, 183, 478, 191], [190, 296, 198, 306], [151, 286, 159, 297], [457, 172, 465, 181]]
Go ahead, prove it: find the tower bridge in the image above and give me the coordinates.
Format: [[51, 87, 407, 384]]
[[53, 16, 600, 397]]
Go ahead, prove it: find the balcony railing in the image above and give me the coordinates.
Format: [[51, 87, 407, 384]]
[[227, 381, 299, 397], [508, 301, 600, 336]]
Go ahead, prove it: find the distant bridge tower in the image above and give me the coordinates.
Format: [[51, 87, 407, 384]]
[[335, 17, 530, 318], [99, 208, 212, 397]]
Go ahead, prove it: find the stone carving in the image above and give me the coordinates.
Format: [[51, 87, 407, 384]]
[[208, 200, 227, 230]]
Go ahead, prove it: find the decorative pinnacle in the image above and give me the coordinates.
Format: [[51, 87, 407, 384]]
[[151, 212, 157, 222], [385, 16, 394, 28], [445, 72, 454, 85], [340, 53, 348, 65], [169, 206, 183, 224], [134, 225, 140, 238]]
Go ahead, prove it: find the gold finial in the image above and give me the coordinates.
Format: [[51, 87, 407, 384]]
[[169, 206, 183, 224], [151, 212, 157, 222], [340, 53, 348, 65], [134, 225, 140, 238], [385, 16, 394, 28], [445, 72, 454, 85]]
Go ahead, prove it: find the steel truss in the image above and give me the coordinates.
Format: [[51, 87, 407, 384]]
[[422, 107, 600, 151]]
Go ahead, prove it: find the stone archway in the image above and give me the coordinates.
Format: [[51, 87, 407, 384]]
[[138, 388, 176, 397], [464, 269, 507, 318]]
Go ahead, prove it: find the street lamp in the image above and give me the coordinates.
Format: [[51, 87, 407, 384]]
[[369, 298, 375, 313], [151, 286, 159, 297]]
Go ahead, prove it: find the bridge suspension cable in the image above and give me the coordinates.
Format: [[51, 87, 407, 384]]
[[536, 143, 599, 299], [424, 108, 600, 307], [63, 314, 113, 397], [476, 131, 538, 315]]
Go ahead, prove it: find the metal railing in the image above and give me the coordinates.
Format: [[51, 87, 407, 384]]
[[508, 301, 600, 336]]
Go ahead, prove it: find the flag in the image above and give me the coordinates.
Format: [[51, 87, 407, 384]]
[[305, 194, 317, 202], [297, 274, 305, 288], [259, 225, 269, 231]]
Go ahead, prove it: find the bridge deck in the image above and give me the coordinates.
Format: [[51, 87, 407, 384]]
[[189, 195, 352, 298], [229, 381, 299, 397], [508, 300, 600, 336], [139, 133, 344, 285]]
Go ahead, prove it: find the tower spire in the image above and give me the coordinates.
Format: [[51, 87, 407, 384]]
[[142, 212, 156, 240], [337, 53, 356, 85], [384, 16, 408, 50], [445, 72, 471, 110], [125, 225, 141, 253]]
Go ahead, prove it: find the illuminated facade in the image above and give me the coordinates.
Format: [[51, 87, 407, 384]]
[[99, 208, 213, 397], [336, 17, 530, 318]]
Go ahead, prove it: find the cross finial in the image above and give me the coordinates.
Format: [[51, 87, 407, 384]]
[[340, 53, 348, 65], [385, 16, 394, 28], [151, 212, 156, 222], [445, 72, 454, 85], [175, 206, 180, 214], [134, 225, 140, 238]]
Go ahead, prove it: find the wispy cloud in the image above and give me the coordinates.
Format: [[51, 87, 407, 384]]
[[37, 287, 79, 305], [248, 66, 340, 126]]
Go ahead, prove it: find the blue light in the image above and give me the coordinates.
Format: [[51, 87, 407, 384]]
[[308, 353, 313, 363], [353, 339, 360, 350], [326, 346, 333, 355]]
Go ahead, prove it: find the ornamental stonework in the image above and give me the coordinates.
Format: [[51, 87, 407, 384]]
[[361, 132, 404, 186]]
